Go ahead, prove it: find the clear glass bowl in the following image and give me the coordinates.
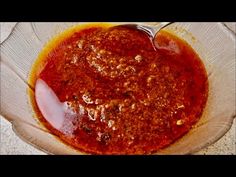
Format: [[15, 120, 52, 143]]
[[1, 22, 235, 154]]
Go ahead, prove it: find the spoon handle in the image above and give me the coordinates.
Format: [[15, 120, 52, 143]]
[[153, 22, 173, 35], [136, 22, 173, 38]]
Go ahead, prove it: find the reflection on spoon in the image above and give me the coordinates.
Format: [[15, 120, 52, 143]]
[[35, 79, 65, 130]]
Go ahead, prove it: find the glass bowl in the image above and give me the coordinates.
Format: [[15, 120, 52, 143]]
[[1, 22, 235, 154]]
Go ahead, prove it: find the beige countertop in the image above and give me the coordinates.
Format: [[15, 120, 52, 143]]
[[0, 22, 235, 155]]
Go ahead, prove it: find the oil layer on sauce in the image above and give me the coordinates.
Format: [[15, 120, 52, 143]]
[[29, 24, 208, 154]]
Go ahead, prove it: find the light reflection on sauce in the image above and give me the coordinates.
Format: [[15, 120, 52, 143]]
[[35, 79, 64, 130], [35, 79, 84, 134]]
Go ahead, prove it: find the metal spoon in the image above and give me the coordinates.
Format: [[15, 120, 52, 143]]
[[116, 22, 173, 49]]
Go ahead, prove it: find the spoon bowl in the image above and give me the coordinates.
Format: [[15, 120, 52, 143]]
[[116, 22, 173, 49]]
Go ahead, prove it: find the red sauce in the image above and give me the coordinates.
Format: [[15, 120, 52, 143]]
[[30, 24, 208, 154]]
